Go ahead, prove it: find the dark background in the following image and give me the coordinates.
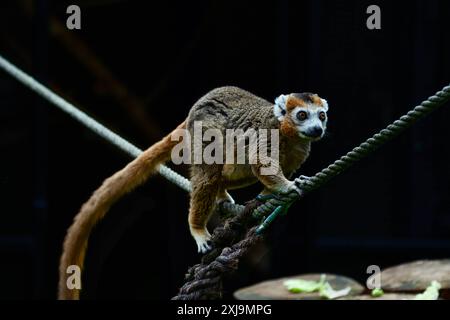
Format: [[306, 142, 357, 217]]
[[0, 0, 449, 299]]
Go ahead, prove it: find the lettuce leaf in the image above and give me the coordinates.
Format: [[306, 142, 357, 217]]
[[319, 282, 352, 299], [284, 274, 351, 299], [283, 275, 325, 293], [414, 281, 441, 300], [371, 288, 384, 297]]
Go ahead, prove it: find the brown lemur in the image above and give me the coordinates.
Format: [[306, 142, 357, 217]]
[[58, 86, 328, 299]]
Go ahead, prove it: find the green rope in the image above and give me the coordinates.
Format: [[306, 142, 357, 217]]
[[253, 84, 450, 230]]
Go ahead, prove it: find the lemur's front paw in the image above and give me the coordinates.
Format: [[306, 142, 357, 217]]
[[280, 180, 303, 196], [291, 176, 311, 195], [297, 175, 312, 184], [191, 228, 213, 254]]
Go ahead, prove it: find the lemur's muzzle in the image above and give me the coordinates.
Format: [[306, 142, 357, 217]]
[[302, 126, 323, 138]]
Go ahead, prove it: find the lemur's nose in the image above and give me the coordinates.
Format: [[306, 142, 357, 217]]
[[307, 126, 323, 138]]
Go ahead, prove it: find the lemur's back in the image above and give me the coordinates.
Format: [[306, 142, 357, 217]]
[[187, 86, 278, 132]]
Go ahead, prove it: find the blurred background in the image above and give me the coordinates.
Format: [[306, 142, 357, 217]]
[[0, 0, 449, 299]]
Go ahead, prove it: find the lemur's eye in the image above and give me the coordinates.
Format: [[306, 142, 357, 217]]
[[319, 111, 326, 121], [297, 111, 308, 121]]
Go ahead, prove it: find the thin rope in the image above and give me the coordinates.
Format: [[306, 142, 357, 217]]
[[0, 54, 191, 192]]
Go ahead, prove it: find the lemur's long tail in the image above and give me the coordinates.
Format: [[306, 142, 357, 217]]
[[58, 121, 186, 300]]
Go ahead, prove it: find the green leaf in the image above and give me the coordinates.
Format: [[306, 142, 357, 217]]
[[414, 281, 441, 300], [371, 288, 384, 297], [319, 282, 352, 299], [284, 274, 351, 299], [283, 279, 324, 293]]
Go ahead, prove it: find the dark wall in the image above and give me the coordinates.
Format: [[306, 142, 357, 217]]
[[0, 0, 449, 299]]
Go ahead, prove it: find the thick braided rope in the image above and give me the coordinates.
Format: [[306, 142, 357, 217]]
[[173, 228, 263, 300], [173, 201, 262, 300], [0, 54, 192, 192]]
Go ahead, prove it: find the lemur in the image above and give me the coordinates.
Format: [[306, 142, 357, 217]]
[[58, 86, 328, 299]]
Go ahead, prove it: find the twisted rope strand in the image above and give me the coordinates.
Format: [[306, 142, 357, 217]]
[[0, 54, 192, 192]]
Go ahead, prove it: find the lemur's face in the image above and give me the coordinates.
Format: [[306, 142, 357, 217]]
[[274, 92, 328, 141]]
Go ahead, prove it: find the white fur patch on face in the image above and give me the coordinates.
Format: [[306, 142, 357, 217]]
[[274, 94, 288, 121], [321, 98, 329, 111], [291, 106, 327, 139]]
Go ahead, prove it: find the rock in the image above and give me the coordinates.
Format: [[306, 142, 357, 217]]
[[338, 293, 417, 300], [234, 273, 364, 300], [381, 259, 450, 298]]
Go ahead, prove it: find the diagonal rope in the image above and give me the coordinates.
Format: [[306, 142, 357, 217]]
[[252, 84, 450, 222], [0, 54, 191, 192]]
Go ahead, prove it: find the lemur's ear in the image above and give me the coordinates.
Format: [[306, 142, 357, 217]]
[[274, 94, 288, 121], [321, 98, 329, 111]]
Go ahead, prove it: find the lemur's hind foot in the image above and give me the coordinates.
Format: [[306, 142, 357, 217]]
[[190, 227, 212, 253]]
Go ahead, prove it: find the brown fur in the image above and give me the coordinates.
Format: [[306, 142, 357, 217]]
[[280, 118, 298, 138], [286, 96, 306, 111], [188, 164, 222, 231], [58, 121, 186, 300], [311, 94, 323, 106]]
